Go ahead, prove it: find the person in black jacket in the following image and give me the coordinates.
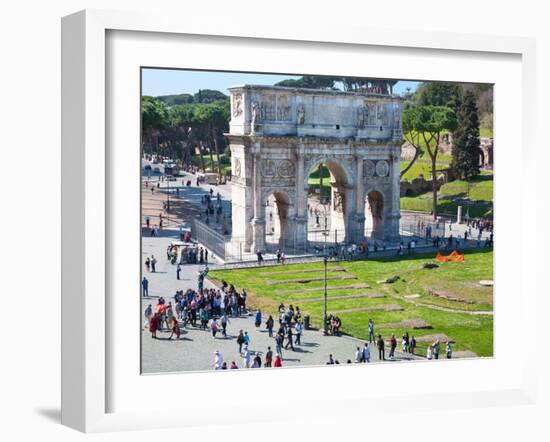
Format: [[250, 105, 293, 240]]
[[376, 334, 385, 361]]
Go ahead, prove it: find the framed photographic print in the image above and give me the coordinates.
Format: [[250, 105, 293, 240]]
[[62, 9, 537, 433]]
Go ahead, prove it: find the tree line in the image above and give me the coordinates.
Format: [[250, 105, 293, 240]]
[[141, 91, 230, 177]]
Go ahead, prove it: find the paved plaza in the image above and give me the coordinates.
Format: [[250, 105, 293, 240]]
[[141, 233, 422, 373]]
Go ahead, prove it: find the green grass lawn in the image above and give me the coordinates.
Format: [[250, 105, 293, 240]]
[[209, 250, 494, 357], [400, 154, 452, 182], [191, 153, 230, 171], [401, 173, 493, 217]]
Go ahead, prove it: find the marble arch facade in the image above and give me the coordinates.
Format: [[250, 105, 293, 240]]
[[227, 85, 403, 252]]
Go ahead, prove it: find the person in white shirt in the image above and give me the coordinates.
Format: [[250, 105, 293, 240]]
[[242, 345, 251, 368], [427, 345, 433, 360], [213, 350, 223, 370]]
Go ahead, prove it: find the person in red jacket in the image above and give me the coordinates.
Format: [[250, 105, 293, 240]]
[[274, 355, 283, 367], [149, 313, 160, 339]]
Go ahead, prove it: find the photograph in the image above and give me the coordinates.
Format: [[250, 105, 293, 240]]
[[140, 68, 494, 374]]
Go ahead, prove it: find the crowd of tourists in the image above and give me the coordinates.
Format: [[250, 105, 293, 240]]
[[145, 285, 455, 368]]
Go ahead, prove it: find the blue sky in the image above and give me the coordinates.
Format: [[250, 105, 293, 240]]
[[142, 68, 419, 97]]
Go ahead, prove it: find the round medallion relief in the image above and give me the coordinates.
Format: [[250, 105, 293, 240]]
[[363, 160, 375, 177], [277, 160, 295, 178], [261, 160, 276, 178], [375, 160, 390, 177]]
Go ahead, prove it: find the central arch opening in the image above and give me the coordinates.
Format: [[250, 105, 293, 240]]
[[307, 160, 349, 250]]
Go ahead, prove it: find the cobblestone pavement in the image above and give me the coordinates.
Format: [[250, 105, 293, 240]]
[[141, 233, 422, 374]]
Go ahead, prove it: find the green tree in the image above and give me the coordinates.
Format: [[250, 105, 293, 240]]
[[194, 89, 228, 103], [406, 105, 457, 219], [451, 91, 481, 180], [165, 104, 196, 165], [141, 96, 167, 155], [401, 107, 425, 178], [156, 93, 194, 106], [415, 82, 461, 111], [276, 75, 336, 89], [194, 102, 230, 177]]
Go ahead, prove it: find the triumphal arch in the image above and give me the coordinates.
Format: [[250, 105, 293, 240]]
[[227, 84, 403, 253]]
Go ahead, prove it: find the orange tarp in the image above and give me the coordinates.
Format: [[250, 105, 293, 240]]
[[436, 250, 465, 263]]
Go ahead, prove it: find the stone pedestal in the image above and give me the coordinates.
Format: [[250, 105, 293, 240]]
[[251, 217, 266, 253]]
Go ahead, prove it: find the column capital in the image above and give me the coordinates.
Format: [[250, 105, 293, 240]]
[[294, 145, 306, 160]]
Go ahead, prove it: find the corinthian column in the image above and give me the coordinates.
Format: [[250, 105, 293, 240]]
[[293, 145, 308, 251], [353, 153, 365, 243], [251, 144, 266, 252]]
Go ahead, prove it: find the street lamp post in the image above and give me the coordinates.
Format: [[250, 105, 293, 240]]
[[323, 255, 328, 335], [466, 178, 470, 220], [166, 175, 170, 212]]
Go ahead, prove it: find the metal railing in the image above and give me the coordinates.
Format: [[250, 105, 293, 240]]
[[191, 218, 229, 261]]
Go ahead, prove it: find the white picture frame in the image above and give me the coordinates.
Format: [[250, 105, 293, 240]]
[[61, 9, 538, 433]]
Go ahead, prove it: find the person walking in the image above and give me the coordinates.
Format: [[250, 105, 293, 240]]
[[176, 264, 181, 280], [251, 355, 262, 368], [165, 303, 174, 330], [242, 345, 251, 368], [433, 339, 441, 360], [266, 315, 274, 337], [446, 341, 453, 359], [237, 330, 245, 354], [265, 346, 273, 367], [150, 255, 157, 272], [210, 319, 219, 338], [169, 317, 181, 340], [368, 319, 375, 343], [409, 336, 417, 355], [362, 342, 371, 363], [275, 333, 284, 359], [149, 313, 160, 339], [355, 346, 363, 363], [284, 326, 294, 351], [402, 332, 410, 353], [243, 331, 250, 347], [294, 321, 303, 345], [144, 304, 153, 328], [255, 310, 262, 328], [376, 334, 385, 361], [213, 350, 223, 370], [141, 277, 149, 297], [220, 313, 229, 337], [145, 257, 150, 272], [389, 334, 397, 359]]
